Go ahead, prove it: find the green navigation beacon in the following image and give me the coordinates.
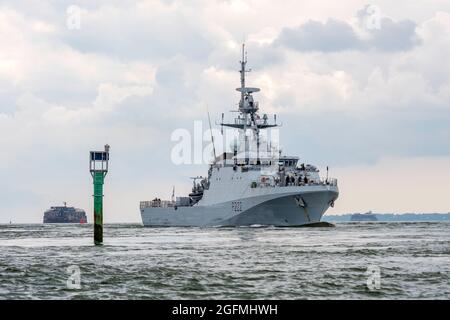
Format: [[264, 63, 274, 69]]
[[89, 144, 110, 245]]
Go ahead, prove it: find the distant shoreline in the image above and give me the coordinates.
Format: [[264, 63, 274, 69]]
[[2, 213, 450, 224], [323, 213, 450, 222]]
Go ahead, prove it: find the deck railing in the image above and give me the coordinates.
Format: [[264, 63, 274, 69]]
[[251, 177, 337, 188], [140, 200, 175, 209], [141, 178, 338, 209]]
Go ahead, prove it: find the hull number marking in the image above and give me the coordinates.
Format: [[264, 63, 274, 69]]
[[231, 201, 243, 212]]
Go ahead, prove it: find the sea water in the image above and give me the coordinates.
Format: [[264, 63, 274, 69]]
[[0, 222, 448, 299]]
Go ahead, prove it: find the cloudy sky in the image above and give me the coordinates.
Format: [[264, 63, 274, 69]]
[[1, 0, 450, 222]]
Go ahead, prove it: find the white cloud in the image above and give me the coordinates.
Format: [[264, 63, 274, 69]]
[[1, 1, 450, 221], [275, 14, 420, 53]]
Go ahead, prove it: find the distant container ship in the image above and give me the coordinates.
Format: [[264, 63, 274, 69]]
[[43, 202, 87, 224], [350, 211, 378, 222]]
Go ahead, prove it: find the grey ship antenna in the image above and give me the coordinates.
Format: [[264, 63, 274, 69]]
[[240, 44, 249, 165], [207, 108, 217, 160]]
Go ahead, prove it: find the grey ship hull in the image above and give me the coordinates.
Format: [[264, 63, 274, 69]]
[[141, 186, 338, 227]]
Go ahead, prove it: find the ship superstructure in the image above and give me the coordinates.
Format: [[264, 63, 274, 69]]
[[140, 45, 339, 227]]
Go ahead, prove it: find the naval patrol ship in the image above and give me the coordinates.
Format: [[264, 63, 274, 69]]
[[140, 46, 339, 227]]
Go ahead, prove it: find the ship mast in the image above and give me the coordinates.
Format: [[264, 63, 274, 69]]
[[221, 43, 277, 166], [239, 44, 250, 164], [239, 44, 247, 105]]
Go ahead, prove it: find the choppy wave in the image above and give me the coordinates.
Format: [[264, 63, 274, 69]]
[[0, 222, 449, 299]]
